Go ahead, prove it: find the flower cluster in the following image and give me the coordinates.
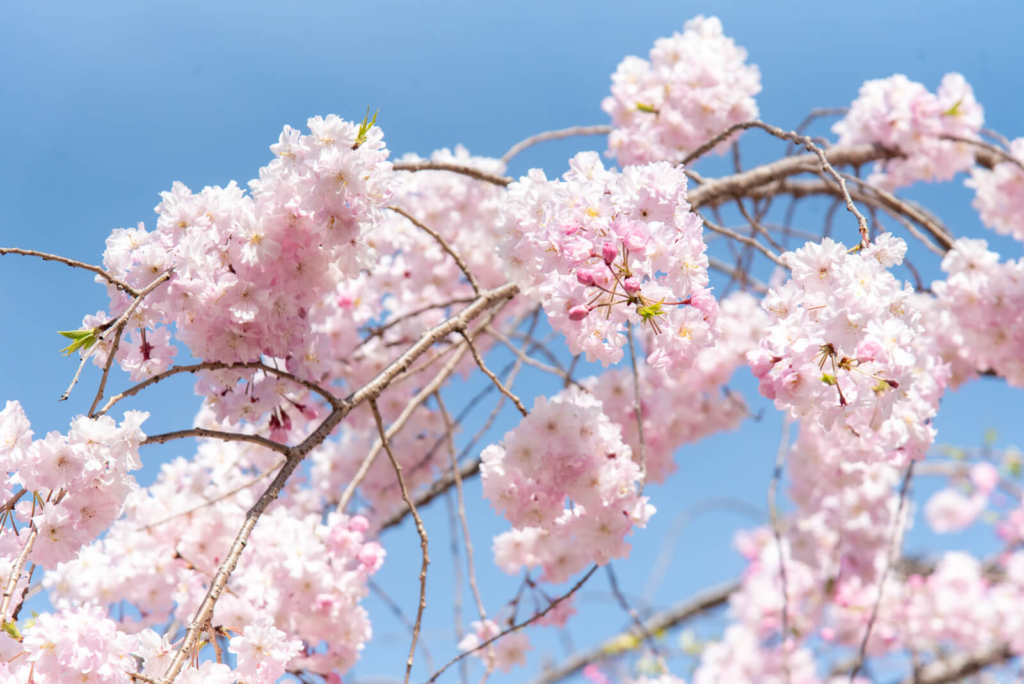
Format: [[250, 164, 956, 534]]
[[80, 114, 395, 442], [44, 439, 385, 680], [500, 152, 715, 373], [0, 401, 147, 569], [933, 238, 1024, 386], [602, 15, 761, 165], [833, 73, 983, 189], [482, 388, 654, 584], [748, 235, 944, 462], [9, 605, 140, 683], [966, 138, 1024, 242], [586, 291, 767, 482]]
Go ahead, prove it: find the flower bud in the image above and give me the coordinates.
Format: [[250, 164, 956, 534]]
[[601, 241, 618, 265], [576, 269, 596, 287], [568, 305, 591, 321], [622, 277, 641, 295]]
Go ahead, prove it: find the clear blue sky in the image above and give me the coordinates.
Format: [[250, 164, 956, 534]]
[[2, 2, 1024, 682]]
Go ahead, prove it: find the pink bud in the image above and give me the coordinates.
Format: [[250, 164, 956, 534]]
[[568, 305, 591, 321], [622, 277, 641, 295], [601, 241, 618, 265], [575, 269, 595, 286], [348, 516, 370, 533]]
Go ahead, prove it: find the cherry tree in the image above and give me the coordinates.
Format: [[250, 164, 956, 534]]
[[3, 13, 1024, 684]]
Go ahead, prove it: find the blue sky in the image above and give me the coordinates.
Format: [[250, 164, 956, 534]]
[[2, 1, 1024, 682]]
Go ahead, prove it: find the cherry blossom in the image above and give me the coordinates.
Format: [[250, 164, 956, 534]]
[[603, 15, 761, 165]]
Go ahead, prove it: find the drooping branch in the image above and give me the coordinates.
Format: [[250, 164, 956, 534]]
[[0, 247, 141, 297], [392, 160, 512, 187], [389, 205, 482, 295], [97, 360, 342, 417], [371, 399, 431, 684], [501, 124, 612, 164], [527, 579, 739, 684]]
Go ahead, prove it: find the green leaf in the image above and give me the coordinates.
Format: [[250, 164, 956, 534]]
[[57, 329, 98, 356], [943, 98, 963, 117], [1005, 448, 1022, 477], [822, 373, 837, 386], [637, 300, 665, 323], [353, 107, 379, 149], [2, 621, 20, 640], [635, 102, 658, 114]]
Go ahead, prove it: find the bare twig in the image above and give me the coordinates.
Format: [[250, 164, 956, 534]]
[[688, 121, 872, 246], [701, 215, 785, 266], [97, 360, 341, 417], [849, 462, 915, 683], [337, 343, 470, 514], [142, 428, 291, 456], [0, 247, 141, 296], [459, 331, 528, 417], [390, 206, 481, 295], [425, 565, 599, 684], [625, 322, 647, 491], [606, 564, 659, 656], [393, 161, 511, 187], [436, 394, 487, 620], [371, 400, 430, 684], [940, 134, 1024, 172], [138, 462, 284, 531], [501, 125, 612, 164], [768, 417, 793, 682], [527, 579, 738, 684], [88, 269, 175, 416]]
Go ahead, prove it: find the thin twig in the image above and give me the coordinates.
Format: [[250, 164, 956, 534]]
[[372, 400, 430, 684], [701, 215, 785, 266], [606, 564, 660, 656], [527, 579, 738, 684], [389, 206, 481, 295], [625, 323, 647, 492], [0, 247, 141, 296], [88, 269, 175, 416], [393, 161, 511, 187], [768, 417, 793, 683], [337, 343, 470, 514], [849, 462, 915, 683], [424, 565, 599, 684], [97, 360, 340, 417], [459, 331, 528, 417], [142, 428, 291, 456], [138, 462, 284, 531], [436, 394, 487, 619], [501, 125, 612, 164]]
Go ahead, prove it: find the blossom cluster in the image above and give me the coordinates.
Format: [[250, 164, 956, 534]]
[[933, 238, 1024, 386], [602, 15, 761, 165], [748, 235, 945, 462], [45, 436, 385, 680], [586, 291, 767, 483], [1, 605, 139, 683], [833, 73, 983, 189], [0, 401, 147, 570], [500, 152, 716, 374], [482, 388, 654, 584], [81, 114, 395, 441], [966, 137, 1024, 242]]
